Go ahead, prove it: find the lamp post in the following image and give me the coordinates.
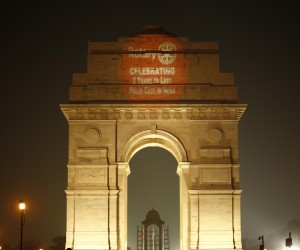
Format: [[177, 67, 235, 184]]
[[19, 199, 26, 250], [258, 235, 265, 250]]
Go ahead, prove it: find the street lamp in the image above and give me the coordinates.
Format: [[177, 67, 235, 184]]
[[286, 232, 293, 248], [19, 199, 26, 250], [259, 235, 266, 250]]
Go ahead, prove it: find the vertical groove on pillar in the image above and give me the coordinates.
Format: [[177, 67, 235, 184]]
[[107, 163, 111, 249], [117, 189, 120, 249], [232, 194, 236, 249], [72, 195, 76, 250], [115, 122, 120, 248], [72, 168, 77, 250], [197, 194, 200, 250]]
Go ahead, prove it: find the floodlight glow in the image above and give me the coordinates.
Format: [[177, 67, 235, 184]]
[[280, 242, 300, 250], [290, 246, 300, 250]]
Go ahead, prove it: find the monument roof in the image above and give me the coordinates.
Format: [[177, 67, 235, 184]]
[[130, 25, 177, 37]]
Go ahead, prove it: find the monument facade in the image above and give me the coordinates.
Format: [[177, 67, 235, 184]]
[[61, 26, 246, 250]]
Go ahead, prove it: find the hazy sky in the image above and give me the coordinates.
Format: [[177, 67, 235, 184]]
[[0, 1, 299, 249]]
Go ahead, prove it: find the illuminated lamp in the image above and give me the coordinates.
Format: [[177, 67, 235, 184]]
[[19, 199, 26, 250]]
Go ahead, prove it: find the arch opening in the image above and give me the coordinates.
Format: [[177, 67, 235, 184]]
[[123, 129, 188, 163], [127, 147, 180, 250]]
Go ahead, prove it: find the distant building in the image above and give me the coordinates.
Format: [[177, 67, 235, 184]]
[[137, 208, 169, 250]]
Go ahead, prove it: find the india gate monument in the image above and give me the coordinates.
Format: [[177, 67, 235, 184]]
[[61, 26, 246, 250]]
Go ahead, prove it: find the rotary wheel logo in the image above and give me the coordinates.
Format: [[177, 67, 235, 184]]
[[158, 41, 177, 65]]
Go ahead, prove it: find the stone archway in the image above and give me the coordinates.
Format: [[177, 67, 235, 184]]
[[61, 26, 246, 250], [61, 103, 245, 250], [122, 129, 188, 163], [119, 129, 189, 250]]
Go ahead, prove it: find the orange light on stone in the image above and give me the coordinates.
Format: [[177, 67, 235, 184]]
[[119, 26, 187, 101]]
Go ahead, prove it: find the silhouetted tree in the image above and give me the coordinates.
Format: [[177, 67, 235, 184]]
[[48, 235, 66, 250], [0, 243, 14, 250], [243, 219, 300, 250], [22, 239, 42, 250]]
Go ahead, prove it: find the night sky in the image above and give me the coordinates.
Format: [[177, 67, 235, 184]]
[[1, 1, 299, 249]]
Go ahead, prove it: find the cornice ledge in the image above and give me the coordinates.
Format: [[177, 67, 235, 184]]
[[60, 104, 247, 121]]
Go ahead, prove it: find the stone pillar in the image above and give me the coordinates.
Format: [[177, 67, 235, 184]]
[[108, 190, 119, 249], [189, 192, 200, 249], [117, 162, 130, 250], [65, 189, 111, 250], [177, 162, 190, 250], [196, 190, 239, 250], [233, 190, 243, 250]]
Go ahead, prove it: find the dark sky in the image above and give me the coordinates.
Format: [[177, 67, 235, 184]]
[[0, 1, 299, 249]]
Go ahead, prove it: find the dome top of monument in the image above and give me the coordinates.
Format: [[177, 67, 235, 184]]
[[130, 25, 177, 37], [142, 208, 164, 226]]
